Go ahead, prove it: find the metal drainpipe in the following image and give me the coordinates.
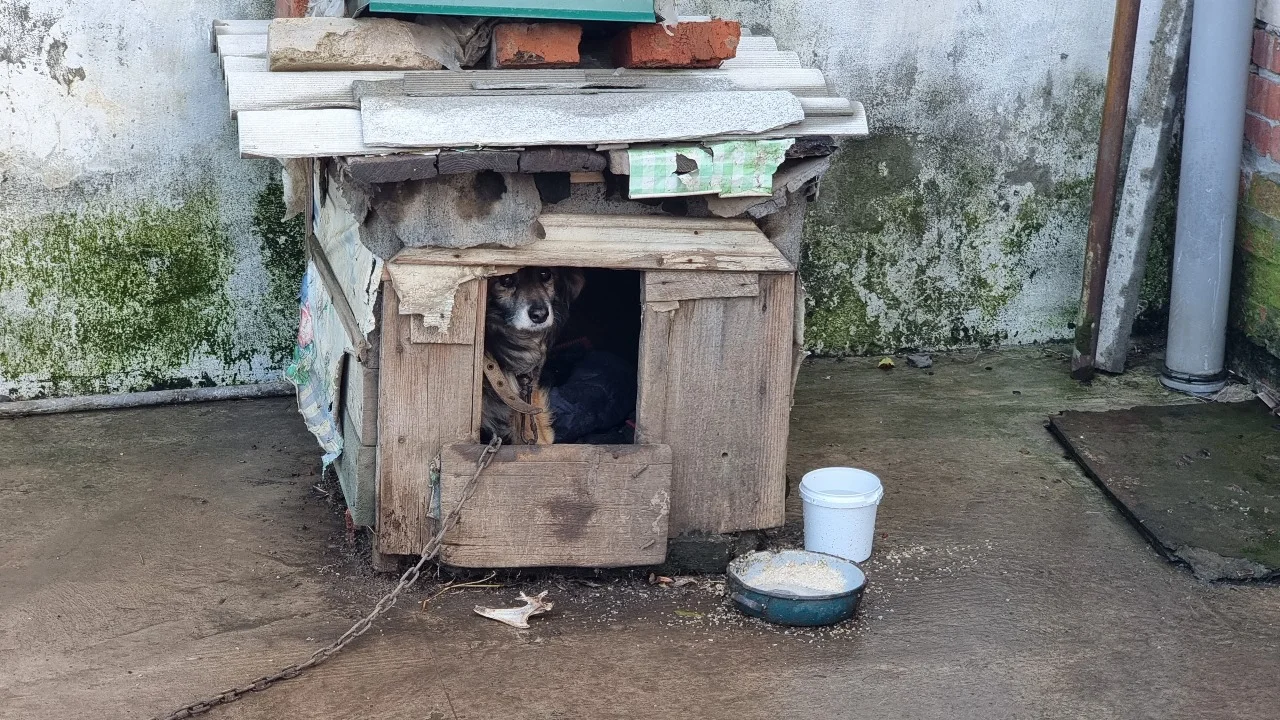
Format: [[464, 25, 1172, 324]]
[[1161, 0, 1255, 394]]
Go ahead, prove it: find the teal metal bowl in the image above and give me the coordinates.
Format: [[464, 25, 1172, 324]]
[[727, 550, 866, 627]]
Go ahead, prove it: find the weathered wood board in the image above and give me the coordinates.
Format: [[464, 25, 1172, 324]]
[[636, 272, 795, 535], [437, 150, 520, 175], [438, 444, 673, 568], [407, 278, 481, 345], [343, 153, 439, 184], [307, 234, 373, 363], [376, 281, 480, 555], [342, 351, 379, 444], [644, 271, 759, 302], [336, 406, 377, 527], [392, 214, 793, 273]]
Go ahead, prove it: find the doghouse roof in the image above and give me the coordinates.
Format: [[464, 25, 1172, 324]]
[[212, 19, 867, 159]]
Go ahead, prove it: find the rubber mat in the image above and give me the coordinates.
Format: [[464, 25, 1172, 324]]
[[1050, 400, 1280, 581]]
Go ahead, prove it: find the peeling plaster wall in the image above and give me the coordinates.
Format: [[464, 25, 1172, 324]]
[[692, 0, 1120, 353], [1, 1, 1141, 398], [0, 0, 304, 399]]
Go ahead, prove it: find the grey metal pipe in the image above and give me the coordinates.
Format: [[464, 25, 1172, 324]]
[[1162, 0, 1254, 394]]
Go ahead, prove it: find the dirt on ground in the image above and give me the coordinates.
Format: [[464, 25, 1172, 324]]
[[2, 344, 1278, 720]]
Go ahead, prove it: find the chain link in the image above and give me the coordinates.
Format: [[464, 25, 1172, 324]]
[[153, 436, 504, 720]]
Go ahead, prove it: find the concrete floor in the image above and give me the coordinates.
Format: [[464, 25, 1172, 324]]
[[2, 345, 1278, 720]]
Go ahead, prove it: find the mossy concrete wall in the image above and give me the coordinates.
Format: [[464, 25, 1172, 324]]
[[1236, 173, 1280, 364], [691, 0, 1128, 353], [0, 0, 305, 399]]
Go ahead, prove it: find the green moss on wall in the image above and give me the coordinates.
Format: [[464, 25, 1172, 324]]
[[252, 179, 306, 362], [0, 186, 235, 395], [1235, 173, 1280, 360], [802, 134, 1095, 354], [799, 72, 1103, 355], [1137, 139, 1180, 327]]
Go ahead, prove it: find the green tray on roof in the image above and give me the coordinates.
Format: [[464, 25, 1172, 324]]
[[347, 0, 656, 22]]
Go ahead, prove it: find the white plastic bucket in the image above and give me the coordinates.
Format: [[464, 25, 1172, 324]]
[[800, 467, 884, 563]]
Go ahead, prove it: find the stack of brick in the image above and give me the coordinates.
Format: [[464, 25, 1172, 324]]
[[614, 19, 741, 68], [1238, 11, 1280, 373], [490, 23, 583, 68], [487, 19, 742, 70]]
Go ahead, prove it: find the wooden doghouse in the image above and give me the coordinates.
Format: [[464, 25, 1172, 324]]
[[363, 214, 796, 567], [212, 17, 867, 568]]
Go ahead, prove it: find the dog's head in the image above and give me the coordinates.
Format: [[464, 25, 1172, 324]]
[[487, 267, 585, 333]]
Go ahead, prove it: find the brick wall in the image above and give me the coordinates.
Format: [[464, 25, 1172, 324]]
[[1237, 17, 1280, 384]]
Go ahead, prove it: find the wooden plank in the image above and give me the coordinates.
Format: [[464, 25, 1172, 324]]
[[376, 281, 481, 555], [237, 109, 396, 158], [307, 235, 373, 363], [360, 91, 806, 148], [336, 406, 377, 527], [470, 279, 488, 440], [636, 273, 795, 535], [438, 444, 673, 568], [437, 150, 520, 175], [391, 214, 794, 273], [519, 147, 607, 173], [569, 171, 605, 184], [406, 279, 480, 345], [786, 135, 840, 158], [634, 301, 675, 446], [343, 153, 438, 184], [644, 271, 759, 302], [342, 351, 379, 444], [227, 70, 405, 115], [719, 50, 803, 70]]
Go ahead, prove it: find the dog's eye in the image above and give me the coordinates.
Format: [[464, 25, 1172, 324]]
[[538, 269, 553, 283], [496, 275, 517, 289]]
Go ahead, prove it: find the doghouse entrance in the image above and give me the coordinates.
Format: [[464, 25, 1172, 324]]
[[514, 268, 642, 445]]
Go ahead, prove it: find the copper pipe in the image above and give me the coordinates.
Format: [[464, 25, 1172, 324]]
[[1072, 0, 1143, 381]]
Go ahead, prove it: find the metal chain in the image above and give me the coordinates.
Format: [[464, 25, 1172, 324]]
[[153, 436, 504, 720]]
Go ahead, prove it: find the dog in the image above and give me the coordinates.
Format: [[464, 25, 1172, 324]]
[[480, 267, 585, 445]]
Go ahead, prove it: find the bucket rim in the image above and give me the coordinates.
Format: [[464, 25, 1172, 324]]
[[800, 467, 884, 508]]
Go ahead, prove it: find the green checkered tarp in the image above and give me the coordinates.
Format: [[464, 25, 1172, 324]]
[[627, 139, 795, 200]]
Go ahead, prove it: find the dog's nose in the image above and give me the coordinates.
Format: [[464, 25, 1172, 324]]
[[528, 304, 549, 324]]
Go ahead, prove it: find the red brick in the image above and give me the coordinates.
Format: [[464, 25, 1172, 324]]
[[1246, 112, 1280, 160], [275, 0, 308, 18], [1255, 29, 1280, 74], [490, 23, 581, 68], [614, 19, 741, 69], [1249, 72, 1280, 120]]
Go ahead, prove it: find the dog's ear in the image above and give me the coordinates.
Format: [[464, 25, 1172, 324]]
[[561, 269, 586, 302]]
